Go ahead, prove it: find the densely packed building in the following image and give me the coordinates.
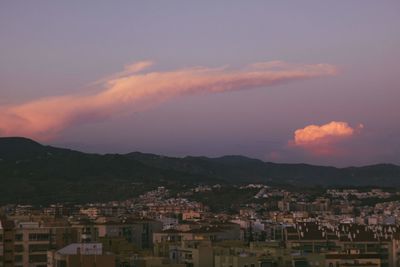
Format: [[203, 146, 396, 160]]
[[1, 185, 400, 267]]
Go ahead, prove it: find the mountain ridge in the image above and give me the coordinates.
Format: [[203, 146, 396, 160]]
[[0, 137, 399, 204]]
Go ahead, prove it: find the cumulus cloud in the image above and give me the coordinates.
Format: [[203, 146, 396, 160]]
[[291, 121, 363, 155], [0, 61, 336, 140]]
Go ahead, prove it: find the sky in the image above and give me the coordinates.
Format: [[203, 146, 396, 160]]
[[0, 1, 399, 167]]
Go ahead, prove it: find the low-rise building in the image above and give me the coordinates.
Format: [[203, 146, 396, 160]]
[[47, 243, 115, 267]]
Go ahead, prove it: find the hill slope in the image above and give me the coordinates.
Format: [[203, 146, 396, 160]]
[[0, 137, 399, 204]]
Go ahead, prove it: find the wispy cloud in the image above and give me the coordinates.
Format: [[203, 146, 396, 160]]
[[290, 121, 363, 155], [0, 61, 336, 140]]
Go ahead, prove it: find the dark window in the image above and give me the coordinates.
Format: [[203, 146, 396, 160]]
[[15, 234, 23, 241], [29, 254, 47, 263], [56, 260, 67, 267], [29, 244, 49, 252], [29, 233, 49, 241], [14, 244, 24, 252], [14, 255, 23, 262]]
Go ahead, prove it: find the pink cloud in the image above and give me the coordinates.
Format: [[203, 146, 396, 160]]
[[0, 61, 336, 141], [290, 121, 363, 155]]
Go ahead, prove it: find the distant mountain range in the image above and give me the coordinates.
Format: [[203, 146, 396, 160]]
[[0, 137, 399, 205]]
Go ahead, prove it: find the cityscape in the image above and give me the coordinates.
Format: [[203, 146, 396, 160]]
[[2, 174, 400, 267], [1, 1, 400, 267]]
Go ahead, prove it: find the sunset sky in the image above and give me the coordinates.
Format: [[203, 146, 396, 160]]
[[1, 1, 399, 166]]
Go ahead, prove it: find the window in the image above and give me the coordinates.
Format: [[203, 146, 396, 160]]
[[29, 244, 49, 252], [14, 255, 23, 262], [56, 260, 67, 267], [29, 254, 47, 263], [15, 234, 23, 241], [14, 244, 24, 252], [29, 233, 49, 241]]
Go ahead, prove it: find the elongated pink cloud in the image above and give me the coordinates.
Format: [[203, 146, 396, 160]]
[[291, 121, 363, 155], [0, 61, 336, 140]]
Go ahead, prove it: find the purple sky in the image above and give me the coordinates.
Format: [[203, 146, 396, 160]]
[[1, 1, 399, 166]]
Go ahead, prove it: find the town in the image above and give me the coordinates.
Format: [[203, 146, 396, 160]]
[[1, 184, 400, 267]]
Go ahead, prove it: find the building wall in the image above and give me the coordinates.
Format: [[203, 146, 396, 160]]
[[48, 252, 115, 267]]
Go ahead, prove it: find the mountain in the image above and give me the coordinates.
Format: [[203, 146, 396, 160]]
[[0, 137, 400, 205]]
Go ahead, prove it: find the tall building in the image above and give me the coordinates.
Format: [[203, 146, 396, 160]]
[[0, 218, 77, 267]]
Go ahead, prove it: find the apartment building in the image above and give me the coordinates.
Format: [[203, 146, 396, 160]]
[[0, 218, 78, 267], [284, 222, 400, 267]]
